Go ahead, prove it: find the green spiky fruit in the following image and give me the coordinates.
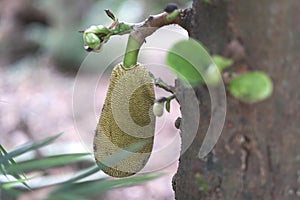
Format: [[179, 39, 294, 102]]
[[94, 63, 155, 177]]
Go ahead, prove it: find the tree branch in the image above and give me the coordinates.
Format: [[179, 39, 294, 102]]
[[123, 9, 190, 68], [82, 8, 192, 68]]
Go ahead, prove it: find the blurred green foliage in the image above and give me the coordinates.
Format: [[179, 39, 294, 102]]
[[228, 71, 273, 103], [0, 133, 162, 200], [212, 55, 233, 71], [166, 38, 273, 103], [166, 39, 222, 86]]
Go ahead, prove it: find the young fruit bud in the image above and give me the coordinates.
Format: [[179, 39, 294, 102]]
[[203, 63, 221, 86], [83, 25, 111, 51], [153, 102, 164, 117], [83, 32, 101, 49], [85, 25, 110, 35], [94, 63, 155, 177]]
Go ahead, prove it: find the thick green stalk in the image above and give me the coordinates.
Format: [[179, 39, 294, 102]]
[[123, 10, 180, 68], [123, 34, 142, 68]]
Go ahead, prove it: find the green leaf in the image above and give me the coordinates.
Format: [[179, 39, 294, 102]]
[[62, 164, 101, 185], [0, 133, 62, 190], [0, 145, 30, 189], [5, 153, 90, 174], [48, 173, 163, 199], [0, 145, 10, 175], [166, 38, 221, 86], [1, 175, 36, 189], [228, 71, 273, 103], [165, 100, 171, 113], [0, 133, 62, 163], [212, 55, 233, 71]]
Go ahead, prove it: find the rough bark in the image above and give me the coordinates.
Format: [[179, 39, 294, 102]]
[[174, 0, 300, 199]]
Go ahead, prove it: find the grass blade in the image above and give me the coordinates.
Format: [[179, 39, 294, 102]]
[[0, 145, 30, 189], [62, 164, 100, 185], [0, 133, 62, 163], [5, 153, 90, 174], [48, 173, 163, 199], [0, 133, 62, 189]]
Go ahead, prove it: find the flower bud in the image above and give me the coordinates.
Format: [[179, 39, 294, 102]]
[[153, 102, 164, 117], [83, 32, 100, 49]]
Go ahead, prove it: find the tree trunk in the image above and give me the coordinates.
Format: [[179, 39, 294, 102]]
[[174, 1, 300, 199]]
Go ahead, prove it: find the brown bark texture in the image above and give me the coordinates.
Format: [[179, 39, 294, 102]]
[[174, 0, 300, 200]]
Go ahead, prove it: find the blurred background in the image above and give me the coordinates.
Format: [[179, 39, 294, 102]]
[[0, 0, 192, 199]]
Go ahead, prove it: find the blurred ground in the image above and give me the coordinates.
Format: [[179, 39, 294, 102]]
[[0, 0, 191, 199]]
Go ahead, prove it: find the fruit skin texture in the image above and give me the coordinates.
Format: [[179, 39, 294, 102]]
[[94, 63, 155, 177]]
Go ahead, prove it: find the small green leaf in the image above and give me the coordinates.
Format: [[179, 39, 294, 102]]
[[228, 71, 273, 103], [212, 55, 233, 71], [166, 39, 221, 86], [165, 100, 171, 113]]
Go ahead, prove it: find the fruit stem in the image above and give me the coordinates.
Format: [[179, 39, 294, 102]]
[[122, 9, 182, 68], [123, 34, 142, 68]]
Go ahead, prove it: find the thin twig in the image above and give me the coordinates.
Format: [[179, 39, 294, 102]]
[[154, 77, 175, 94]]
